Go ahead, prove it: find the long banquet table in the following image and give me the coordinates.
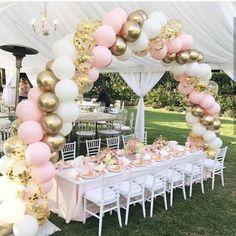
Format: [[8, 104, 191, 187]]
[[48, 149, 204, 223]]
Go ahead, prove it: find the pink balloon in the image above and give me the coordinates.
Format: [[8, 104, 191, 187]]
[[149, 45, 167, 60], [94, 25, 116, 48], [175, 75, 187, 82], [28, 87, 43, 102], [167, 37, 182, 54], [31, 162, 56, 184], [93, 46, 112, 68], [200, 94, 215, 109], [26, 142, 51, 166], [206, 102, 221, 115], [111, 7, 127, 23], [88, 67, 99, 82], [16, 100, 43, 122], [18, 121, 44, 144], [189, 90, 205, 104], [178, 83, 193, 95], [40, 180, 53, 194], [102, 12, 123, 34], [179, 34, 194, 50]]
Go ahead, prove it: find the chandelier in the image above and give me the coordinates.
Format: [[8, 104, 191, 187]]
[[31, 2, 58, 36]]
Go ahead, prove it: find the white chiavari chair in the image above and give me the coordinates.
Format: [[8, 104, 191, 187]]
[[120, 168, 149, 225], [86, 138, 101, 156], [60, 142, 76, 161], [203, 147, 228, 190], [144, 162, 169, 217], [166, 156, 188, 206], [97, 121, 121, 137], [184, 152, 206, 197], [83, 173, 123, 236], [122, 134, 135, 148], [106, 136, 120, 150]]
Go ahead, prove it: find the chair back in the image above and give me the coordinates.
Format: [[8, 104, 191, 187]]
[[77, 121, 96, 133], [106, 136, 120, 150], [122, 134, 135, 147], [1, 126, 11, 141], [216, 147, 228, 167], [86, 138, 101, 156], [170, 155, 189, 174], [61, 142, 76, 161], [189, 152, 207, 173]]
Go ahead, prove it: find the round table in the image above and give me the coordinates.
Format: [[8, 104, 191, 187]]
[[77, 112, 122, 122]]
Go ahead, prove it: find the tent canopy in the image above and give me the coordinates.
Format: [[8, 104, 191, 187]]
[[0, 1, 235, 80]]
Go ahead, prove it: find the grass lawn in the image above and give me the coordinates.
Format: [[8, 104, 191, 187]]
[[50, 107, 236, 236]]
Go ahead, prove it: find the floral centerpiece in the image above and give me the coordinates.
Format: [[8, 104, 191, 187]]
[[97, 148, 117, 166], [150, 135, 168, 151], [124, 138, 145, 157]]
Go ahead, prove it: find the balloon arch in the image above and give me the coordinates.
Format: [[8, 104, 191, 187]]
[[0, 7, 222, 236]]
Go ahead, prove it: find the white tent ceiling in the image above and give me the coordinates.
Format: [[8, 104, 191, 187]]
[[0, 1, 235, 79]]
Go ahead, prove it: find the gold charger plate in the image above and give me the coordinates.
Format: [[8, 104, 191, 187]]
[[81, 171, 99, 179], [132, 160, 150, 167], [107, 165, 124, 173]]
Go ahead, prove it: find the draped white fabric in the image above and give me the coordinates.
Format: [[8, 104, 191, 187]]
[[0, 2, 235, 82], [120, 72, 164, 139]]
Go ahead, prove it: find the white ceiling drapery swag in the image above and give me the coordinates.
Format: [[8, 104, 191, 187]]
[[120, 72, 164, 140]]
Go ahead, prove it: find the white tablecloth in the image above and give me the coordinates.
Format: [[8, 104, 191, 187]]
[[48, 150, 203, 223]]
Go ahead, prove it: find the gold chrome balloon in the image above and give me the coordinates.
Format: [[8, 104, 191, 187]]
[[191, 105, 205, 117], [163, 53, 176, 63], [188, 50, 199, 62], [182, 96, 193, 107], [200, 114, 215, 126], [42, 133, 66, 152], [37, 71, 59, 92], [128, 11, 145, 26], [110, 36, 127, 56], [176, 51, 190, 64], [207, 147, 216, 159], [50, 152, 60, 163], [213, 119, 221, 130], [120, 21, 141, 42], [0, 223, 13, 236], [38, 92, 59, 113], [45, 60, 54, 72], [134, 9, 148, 21], [41, 113, 63, 135], [197, 52, 204, 62], [3, 135, 27, 159]]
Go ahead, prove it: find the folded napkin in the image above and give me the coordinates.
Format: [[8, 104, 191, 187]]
[[122, 156, 131, 167]]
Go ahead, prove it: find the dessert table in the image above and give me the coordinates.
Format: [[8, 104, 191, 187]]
[[48, 148, 204, 223]]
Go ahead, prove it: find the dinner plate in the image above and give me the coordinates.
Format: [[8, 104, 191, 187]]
[[132, 160, 150, 167], [80, 172, 99, 179], [107, 165, 124, 172]]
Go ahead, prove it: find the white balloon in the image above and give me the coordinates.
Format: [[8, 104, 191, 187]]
[[149, 11, 167, 26], [0, 197, 26, 224], [52, 57, 75, 80], [142, 18, 162, 39], [209, 137, 223, 149], [56, 102, 80, 122], [185, 62, 200, 77], [52, 39, 77, 60], [0, 155, 12, 175], [205, 71, 212, 81], [60, 122, 73, 136], [192, 123, 207, 136], [171, 64, 187, 76], [129, 33, 149, 52], [198, 63, 212, 79], [13, 215, 38, 236], [55, 80, 78, 102], [186, 112, 199, 124], [203, 130, 216, 142], [64, 34, 74, 44], [116, 46, 132, 61]]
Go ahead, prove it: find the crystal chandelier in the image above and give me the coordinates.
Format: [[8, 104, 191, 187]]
[[31, 2, 58, 36]]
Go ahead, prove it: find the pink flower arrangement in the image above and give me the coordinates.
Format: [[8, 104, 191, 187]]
[[97, 148, 117, 166], [124, 138, 145, 156]]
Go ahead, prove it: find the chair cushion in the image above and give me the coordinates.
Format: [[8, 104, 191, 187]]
[[166, 169, 182, 182], [204, 159, 221, 170], [184, 163, 201, 175], [84, 187, 117, 204], [144, 175, 164, 190], [120, 181, 142, 197], [98, 130, 121, 135]]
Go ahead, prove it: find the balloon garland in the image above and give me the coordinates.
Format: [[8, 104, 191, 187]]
[[0, 7, 222, 236]]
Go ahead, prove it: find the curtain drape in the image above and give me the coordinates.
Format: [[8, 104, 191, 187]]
[[120, 72, 164, 140]]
